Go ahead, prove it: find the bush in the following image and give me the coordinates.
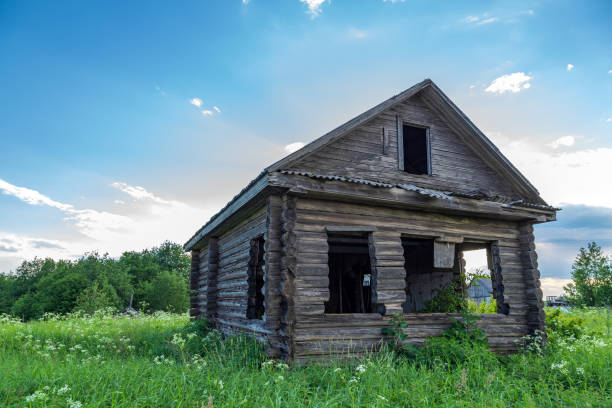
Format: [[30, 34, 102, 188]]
[[546, 308, 586, 339], [467, 298, 497, 314], [422, 282, 467, 313], [383, 309, 492, 367]]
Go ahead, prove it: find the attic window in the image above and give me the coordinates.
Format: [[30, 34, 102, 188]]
[[247, 236, 265, 320], [398, 121, 430, 175]]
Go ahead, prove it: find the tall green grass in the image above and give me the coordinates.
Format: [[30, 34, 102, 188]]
[[1, 309, 610, 407]]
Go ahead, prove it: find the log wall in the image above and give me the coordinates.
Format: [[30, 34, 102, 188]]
[[212, 207, 271, 339], [290, 196, 534, 361], [189, 249, 201, 318]]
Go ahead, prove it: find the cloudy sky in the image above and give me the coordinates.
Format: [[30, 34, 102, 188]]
[[1, 0, 611, 296]]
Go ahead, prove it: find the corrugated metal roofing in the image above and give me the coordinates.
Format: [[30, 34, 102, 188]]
[[279, 170, 559, 210]]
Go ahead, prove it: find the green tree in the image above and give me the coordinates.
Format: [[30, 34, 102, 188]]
[[145, 270, 189, 312], [564, 242, 612, 307], [36, 261, 89, 315], [152, 241, 191, 281], [75, 282, 116, 314]]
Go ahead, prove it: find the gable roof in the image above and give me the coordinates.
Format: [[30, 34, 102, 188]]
[[184, 79, 550, 251], [267, 78, 542, 203]]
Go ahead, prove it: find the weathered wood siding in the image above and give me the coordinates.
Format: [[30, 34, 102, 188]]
[[290, 196, 535, 361], [265, 195, 284, 356], [287, 94, 520, 199], [192, 247, 205, 317], [214, 207, 270, 338]]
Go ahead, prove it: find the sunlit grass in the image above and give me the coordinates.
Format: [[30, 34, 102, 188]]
[[0, 309, 610, 407]]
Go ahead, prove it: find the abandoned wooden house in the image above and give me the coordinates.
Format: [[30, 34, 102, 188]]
[[184, 79, 557, 362]]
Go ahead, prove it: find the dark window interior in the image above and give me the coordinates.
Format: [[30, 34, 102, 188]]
[[403, 238, 434, 275], [402, 124, 429, 174], [325, 233, 373, 314], [247, 236, 265, 320]]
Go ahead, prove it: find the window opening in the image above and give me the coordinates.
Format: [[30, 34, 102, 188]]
[[403, 238, 456, 313], [402, 124, 430, 175], [247, 236, 265, 320], [462, 245, 500, 314], [402, 238, 506, 314], [325, 233, 374, 314]]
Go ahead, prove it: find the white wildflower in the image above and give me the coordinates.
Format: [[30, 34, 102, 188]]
[[171, 333, 186, 348], [576, 367, 585, 375], [378, 395, 388, 401], [25, 390, 47, 402], [551, 361, 569, 375], [355, 364, 366, 374], [56, 384, 71, 395], [67, 397, 83, 408], [334, 368, 342, 372]]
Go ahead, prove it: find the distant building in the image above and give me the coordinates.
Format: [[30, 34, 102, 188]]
[[546, 296, 570, 307], [467, 277, 493, 303]]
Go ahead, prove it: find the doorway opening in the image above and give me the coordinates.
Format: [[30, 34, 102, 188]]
[[325, 233, 374, 314]]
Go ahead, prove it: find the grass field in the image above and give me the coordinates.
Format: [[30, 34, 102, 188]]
[[1, 309, 610, 407]]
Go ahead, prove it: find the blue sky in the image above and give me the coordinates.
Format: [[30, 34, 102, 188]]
[[1, 0, 611, 295]]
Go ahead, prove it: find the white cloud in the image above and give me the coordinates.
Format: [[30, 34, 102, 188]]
[[285, 142, 305, 154], [201, 110, 213, 116], [383, 0, 406, 3], [478, 17, 499, 25], [547, 135, 575, 149], [213, 106, 221, 113], [489, 133, 612, 208], [299, 0, 327, 17], [540, 277, 573, 297], [606, 118, 612, 123], [0, 178, 134, 242], [0, 179, 219, 273], [242, 0, 249, 4], [608, 70, 612, 74], [0, 179, 73, 211], [464, 13, 499, 25], [485, 72, 532, 94], [114, 200, 125, 205], [567, 64, 574, 71], [190, 98, 203, 108], [111, 182, 172, 205]]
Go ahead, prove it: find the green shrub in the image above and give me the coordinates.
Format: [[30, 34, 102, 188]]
[[383, 309, 492, 367], [422, 282, 467, 313], [467, 298, 497, 314], [546, 308, 586, 339]]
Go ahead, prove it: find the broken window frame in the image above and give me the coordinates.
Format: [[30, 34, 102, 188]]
[[400, 234, 508, 315]]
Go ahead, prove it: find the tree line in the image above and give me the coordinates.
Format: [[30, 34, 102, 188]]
[[564, 241, 612, 307], [0, 242, 191, 320], [0, 240, 609, 321]]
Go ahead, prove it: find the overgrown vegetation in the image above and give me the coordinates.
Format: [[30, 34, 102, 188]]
[[0, 308, 610, 407], [0, 242, 190, 320]]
